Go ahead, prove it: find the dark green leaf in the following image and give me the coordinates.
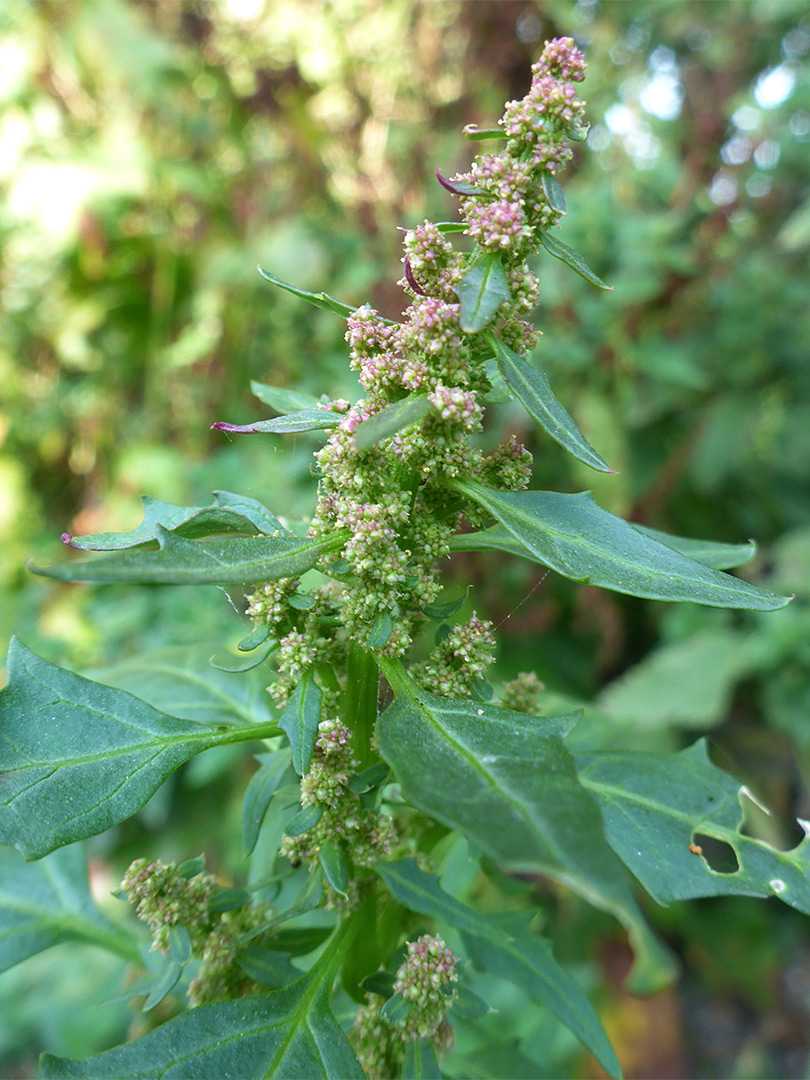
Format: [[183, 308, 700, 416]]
[[270, 926, 332, 956], [279, 673, 323, 776], [238, 945, 299, 988], [210, 888, 251, 913], [403, 1039, 442, 1079], [360, 970, 396, 998], [578, 740, 810, 914], [318, 839, 348, 897], [632, 525, 756, 570], [422, 587, 470, 620], [367, 611, 394, 649], [353, 395, 431, 451], [41, 919, 364, 1079], [376, 661, 675, 993], [213, 409, 339, 435], [450, 480, 789, 611], [0, 844, 140, 974], [285, 804, 324, 838], [289, 593, 316, 611], [258, 266, 356, 319], [435, 168, 485, 196], [142, 955, 183, 1011], [376, 859, 502, 941], [64, 491, 287, 551], [451, 984, 488, 1020], [0, 640, 278, 859], [239, 623, 274, 652], [381, 991, 410, 1024], [541, 173, 566, 215], [177, 857, 206, 879], [453, 252, 512, 333], [31, 530, 345, 586], [243, 753, 294, 856], [347, 763, 390, 795], [209, 640, 275, 673], [487, 333, 612, 473], [250, 382, 321, 412], [540, 231, 612, 290]]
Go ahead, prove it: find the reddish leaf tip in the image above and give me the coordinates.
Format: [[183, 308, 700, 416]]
[[60, 532, 73, 545], [404, 257, 428, 296]]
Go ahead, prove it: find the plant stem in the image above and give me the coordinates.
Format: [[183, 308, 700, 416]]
[[342, 642, 379, 770]]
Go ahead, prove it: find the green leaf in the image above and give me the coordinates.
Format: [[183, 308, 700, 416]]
[[239, 623, 274, 652], [285, 804, 325, 838], [463, 124, 505, 141], [449, 480, 789, 611], [422, 587, 470, 620], [142, 954, 183, 1011], [279, 673, 323, 776], [41, 918, 365, 1079], [64, 491, 288, 551], [353, 395, 431, 451], [243, 752, 294, 856], [318, 839, 348, 897], [213, 409, 340, 435], [487, 333, 612, 473], [88, 644, 275, 727], [238, 945, 300, 989], [210, 888, 251, 914], [0, 640, 278, 859], [578, 740, 810, 914], [270, 926, 333, 956], [375, 860, 620, 1077], [258, 266, 356, 319], [453, 252, 512, 333], [250, 381, 321, 412], [632, 526, 756, 570], [381, 991, 410, 1024], [367, 611, 394, 649], [402, 1039, 442, 1079], [435, 221, 468, 234], [31, 530, 345, 586], [376, 662, 676, 993], [347, 763, 390, 795], [0, 844, 140, 975], [541, 173, 566, 215], [451, 983, 489, 1019], [540, 231, 612, 290], [209, 640, 276, 673]]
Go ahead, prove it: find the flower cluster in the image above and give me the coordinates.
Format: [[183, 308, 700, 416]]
[[412, 613, 496, 697], [500, 670, 544, 714]]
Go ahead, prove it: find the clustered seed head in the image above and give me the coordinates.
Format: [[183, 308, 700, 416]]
[[412, 613, 496, 697], [500, 670, 544, 714]]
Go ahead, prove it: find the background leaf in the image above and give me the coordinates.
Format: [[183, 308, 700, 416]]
[[540, 231, 611, 289]]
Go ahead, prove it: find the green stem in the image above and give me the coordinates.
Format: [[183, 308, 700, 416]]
[[342, 643, 379, 770]]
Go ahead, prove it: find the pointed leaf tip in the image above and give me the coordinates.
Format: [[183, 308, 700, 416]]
[[435, 167, 484, 197]]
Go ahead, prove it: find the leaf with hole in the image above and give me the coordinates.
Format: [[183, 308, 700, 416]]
[[449, 479, 788, 611], [453, 252, 512, 333], [0, 640, 278, 859]]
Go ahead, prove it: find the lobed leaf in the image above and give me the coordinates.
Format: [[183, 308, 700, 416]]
[[30, 530, 345, 586], [0, 843, 140, 975], [540, 231, 612, 289], [0, 640, 278, 859], [449, 479, 789, 611], [487, 333, 612, 473], [64, 491, 288, 551], [453, 252, 512, 333], [213, 409, 340, 435], [578, 740, 810, 913], [353, 395, 431, 451]]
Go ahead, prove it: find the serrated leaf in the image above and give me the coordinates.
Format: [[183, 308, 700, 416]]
[[540, 231, 612, 289], [450, 479, 789, 611], [213, 409, 340, 435], [31, 529, 345, 586], [0, 640, 278, 859], [243, 753, 294, 856], [375, 860, 619, 1076], [318, 839, 348, 897], [403, 1039, 442, 1079], [541, 173, 566, 214], [258, 266, 356, 319], [88, 644, 275, 726], [487, 333, 612, 473], [41, 919, 364, 1079], [376, 663, 676, 993], [0, 843, 140, 975], [250, 382, 321, 412], [578, 740, 810, 913], [238, 945, 299, 988], [632, 526, 756, 570], [279, 673, 323, 775], [453, 253, 512, 333], [285, 804, 325, 838], [64, 491, 288, 551], [353, 395, 431, 451]]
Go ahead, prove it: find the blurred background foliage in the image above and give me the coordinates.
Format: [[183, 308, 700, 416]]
[[2, 0, 810, 1076]]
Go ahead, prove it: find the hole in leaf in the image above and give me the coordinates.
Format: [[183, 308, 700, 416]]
[[692, 833, 740, 874]]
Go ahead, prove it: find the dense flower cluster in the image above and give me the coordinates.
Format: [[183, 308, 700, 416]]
[[500, 670, 544, 714], [412, 613, 496, 697]]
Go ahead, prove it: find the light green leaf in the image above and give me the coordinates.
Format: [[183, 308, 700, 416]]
[[258, 266, 356, 319], [632, 526, 756, 570], [453, 253, 512, 333], [449, 479, 788, 611], [30, 530, 346, 586], [41, 918, 365, 1079], [403, 1039, 442, 1079], [65, 491, 288, 551], [242, 752, 294, 856], [0, 844, 140, 974], [0, 640, 278, 859], [487, 333, 612, 472], [540, 231, 611, 289], [250, 381, 321, 412], [578, 740, 810, 913], [353, 395, 431, 451], [279, 673, 323, 776], [213, 409, 340, 435], [209, 640, 276, 673], [376, 661, 676, 993]]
